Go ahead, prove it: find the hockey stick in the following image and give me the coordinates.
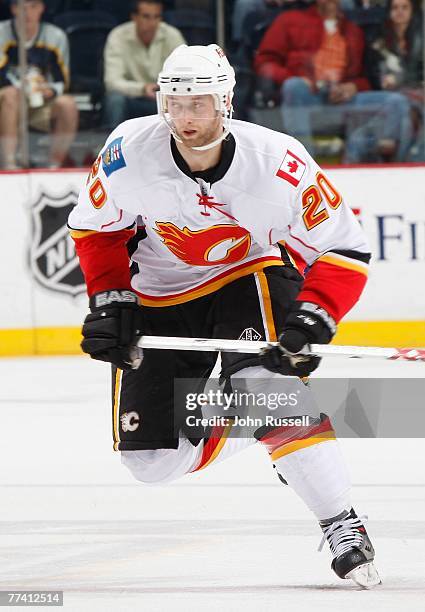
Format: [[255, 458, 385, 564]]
[[137, 336, 425, 361]]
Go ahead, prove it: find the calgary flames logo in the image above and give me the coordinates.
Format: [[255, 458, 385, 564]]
[[155, 222, 252, 266]]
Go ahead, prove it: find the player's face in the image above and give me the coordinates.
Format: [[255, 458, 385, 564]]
[[167, 95, 223, 148]]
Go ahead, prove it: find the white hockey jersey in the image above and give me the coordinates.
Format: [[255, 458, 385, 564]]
[[69, 116, 370, 321]]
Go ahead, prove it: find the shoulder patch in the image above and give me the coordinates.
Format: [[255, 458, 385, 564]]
[[276, 149, 306, 187], [102, 137, 126, 177]]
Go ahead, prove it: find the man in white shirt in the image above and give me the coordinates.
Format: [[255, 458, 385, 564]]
[[103, 0, 185, 129]]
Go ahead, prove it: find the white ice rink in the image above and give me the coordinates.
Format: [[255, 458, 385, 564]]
[[0, 355, 424, 611]]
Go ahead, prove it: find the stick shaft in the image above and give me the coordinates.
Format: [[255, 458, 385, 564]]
[[137, 336, 425, 361]]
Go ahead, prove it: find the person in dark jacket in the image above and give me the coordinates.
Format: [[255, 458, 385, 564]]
[[365, 0, 423, 159], [254, 0, 413, 161], [368, 0, 422, 90]]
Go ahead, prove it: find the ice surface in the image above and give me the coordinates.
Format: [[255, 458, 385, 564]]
[[0, 355, 424, 611]]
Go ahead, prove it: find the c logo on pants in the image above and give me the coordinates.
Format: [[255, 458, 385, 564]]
[[120, 411, 140, 432]]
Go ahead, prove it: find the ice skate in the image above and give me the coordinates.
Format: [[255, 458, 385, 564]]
[[319, 508, 381, 589]]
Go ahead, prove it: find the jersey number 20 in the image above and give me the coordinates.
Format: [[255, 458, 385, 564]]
[[302, 172, 342, 231]]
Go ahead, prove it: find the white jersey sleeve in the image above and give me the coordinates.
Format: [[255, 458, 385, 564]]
[[266, 138, 370, 322], [269, 140, 369, 264], [68, 133, 137, 232]]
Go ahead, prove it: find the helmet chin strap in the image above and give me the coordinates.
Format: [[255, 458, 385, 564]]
[[173, 129, 229, 151]]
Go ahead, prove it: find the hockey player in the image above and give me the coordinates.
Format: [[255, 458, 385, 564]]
[[68, 44, 380, 588]]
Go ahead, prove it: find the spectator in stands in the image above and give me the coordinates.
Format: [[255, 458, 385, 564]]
[[0, 0, 78, 169], [373, 0, 422, 91], [365, 0, 423, 158], [103, 0, 185, 129], [254, 0, 413, 162]]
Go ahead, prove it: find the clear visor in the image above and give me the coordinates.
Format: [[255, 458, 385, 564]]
[[161, 94, 220, 120]]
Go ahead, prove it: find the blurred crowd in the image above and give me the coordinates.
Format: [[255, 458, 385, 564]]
[[0, 0, 423, 168]]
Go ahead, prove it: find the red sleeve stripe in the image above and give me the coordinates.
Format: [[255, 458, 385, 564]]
[[101, 210, 124, 229], [288, 227, 320, 253], [72, 228, 135, 296], [297, 260, 368, 322], [318, 253, 369, 277]]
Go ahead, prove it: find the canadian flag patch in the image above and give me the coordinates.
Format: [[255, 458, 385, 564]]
[[276, 150, 307, 187]]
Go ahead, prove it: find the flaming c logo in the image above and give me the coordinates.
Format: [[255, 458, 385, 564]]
[[155, 222, 252, 266]]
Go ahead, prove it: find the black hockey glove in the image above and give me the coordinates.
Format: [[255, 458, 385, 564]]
[[81, 289, 144, 370], [259, 302, 336, 377]]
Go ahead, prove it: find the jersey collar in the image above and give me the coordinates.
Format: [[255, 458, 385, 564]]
[[170, 133, 236, 185]]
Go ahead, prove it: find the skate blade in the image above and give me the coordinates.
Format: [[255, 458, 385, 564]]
[[346, 562, 381, 589]]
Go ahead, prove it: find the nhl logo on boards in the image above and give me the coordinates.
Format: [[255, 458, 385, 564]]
[[120, 411, 140, 432], [239, 328, 262, 341], [29, 191, 85, 296]]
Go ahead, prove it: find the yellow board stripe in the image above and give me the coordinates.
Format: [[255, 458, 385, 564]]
[[113, 369, 122, 451], [257, 270, 277, 342], [0, 321, 424, 357], [333, 320, 425, 347], [196, 421, 234, 471], [139, 259, 283, 307], [271, 431, 336, 461], [318, 254, 369, 276], [0, 326, 82, 356]]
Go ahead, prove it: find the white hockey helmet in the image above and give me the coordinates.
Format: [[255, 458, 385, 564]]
[[157, 44, 236, 151]]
